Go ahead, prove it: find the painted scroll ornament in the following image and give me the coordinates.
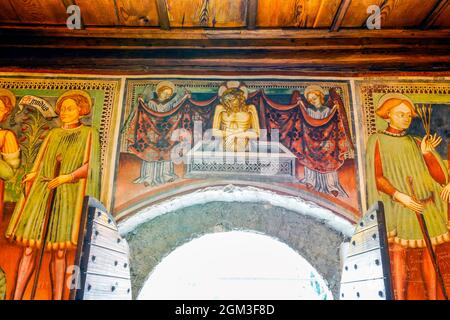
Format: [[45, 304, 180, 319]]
[[18, 95, 58, 118]]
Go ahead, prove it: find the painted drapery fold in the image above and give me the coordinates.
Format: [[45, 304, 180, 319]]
[[125, 89, 354, 178], [258, 89, 354, 175], [125, 96, 217, 162]]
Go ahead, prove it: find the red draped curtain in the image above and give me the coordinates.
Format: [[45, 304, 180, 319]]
[[125, 89, 354, 177]]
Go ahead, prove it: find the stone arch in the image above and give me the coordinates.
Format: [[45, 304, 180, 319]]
[[118, 185, 354, 299], [137, 230, 335, 300]]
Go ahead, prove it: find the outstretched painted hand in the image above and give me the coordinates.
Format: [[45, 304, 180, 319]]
[[47, 174, 73, 190], [21, 172, 37, 185], [394, 191, 424, 213], [421, 133, 442, 154]]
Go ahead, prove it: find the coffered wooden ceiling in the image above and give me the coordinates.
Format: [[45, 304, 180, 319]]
[[0, 0, 449, 73], [0, 0, 449, 29]]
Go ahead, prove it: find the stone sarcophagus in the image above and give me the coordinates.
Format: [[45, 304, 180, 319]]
[[339, 201, 393, 300], [185, 140, 297, 182], [71, 197, 132, 300]]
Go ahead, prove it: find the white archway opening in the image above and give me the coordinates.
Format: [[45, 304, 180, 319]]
[[118, 185, 354, 238], [137, 231, 333, 300]]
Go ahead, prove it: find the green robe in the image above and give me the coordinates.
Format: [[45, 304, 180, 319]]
[[0, 267, 5, 300], [366, 132, 448, 247], [5, 125, 100, 250]]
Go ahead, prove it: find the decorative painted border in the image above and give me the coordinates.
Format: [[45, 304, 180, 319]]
[[358, 81, 450, 137]]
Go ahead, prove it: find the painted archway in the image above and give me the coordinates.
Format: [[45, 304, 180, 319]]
[[118, 185, 353, 299]]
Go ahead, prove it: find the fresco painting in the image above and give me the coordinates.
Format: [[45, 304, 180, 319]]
[[0, 73, 448, 300], [115, 78, 360, 221], [0, 76, 121, 300], [359, 80, 450, 300]]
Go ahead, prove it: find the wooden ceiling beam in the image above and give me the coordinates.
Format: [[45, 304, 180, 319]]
[[1, 26, 448, 52], [330, 0, 352, 32], [246, 0, 258, 30], [156, 0, 170, 30], [1, 26, 448, 40], [1, 36, 448, 51], [421, 0, 449, 29], [1, 48, 450, 73]]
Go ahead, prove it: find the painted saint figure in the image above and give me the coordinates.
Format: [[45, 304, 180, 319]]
[[0, 89, 21, 219], [366, 93, 450, 300], [212, 81, 260, 152], [133, 81, 189, 186], [5, 90, 100, 300], [299, 85, 352, 197]]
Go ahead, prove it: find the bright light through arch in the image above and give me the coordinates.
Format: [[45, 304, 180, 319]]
[[137, 231, 333, 300]]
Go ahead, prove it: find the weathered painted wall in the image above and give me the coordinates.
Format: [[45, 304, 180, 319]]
[[0, 72, 448, 300], [115, 77, 360, 223]]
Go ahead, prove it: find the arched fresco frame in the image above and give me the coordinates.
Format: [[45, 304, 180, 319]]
[[112, 76, 362, 223]]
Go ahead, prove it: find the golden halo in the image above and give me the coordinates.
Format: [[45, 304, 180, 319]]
[[218, 81, 248, 99], [0, 89, 16, 108], [304, 85, 327, 98], [156, 81, 175, 95], [56, 90, 92, 109]]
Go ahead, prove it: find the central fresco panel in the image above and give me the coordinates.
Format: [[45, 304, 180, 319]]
[[113, 77, 361, 221]]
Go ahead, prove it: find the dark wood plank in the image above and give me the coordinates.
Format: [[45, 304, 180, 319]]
[[75, 0, 119, 25], [256, 0, 325, 28], [156, 0, 170, 30], [1, 48, 450, 73], [0, 0, 20, 23], [114, 0, 159, 26], [165, 0, 246, 28], [341, 0, 384, 27], [8, 0, 67, 24], [422, 0, 450, 28], [379, 0, 440, 28], [1, 26, 449, 40], [61, 0, 76, 7], [433, 1, 450, 26], [312, 0, 341, 28], [247, 0, 258, 29], [330, 0, 352, 31]]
